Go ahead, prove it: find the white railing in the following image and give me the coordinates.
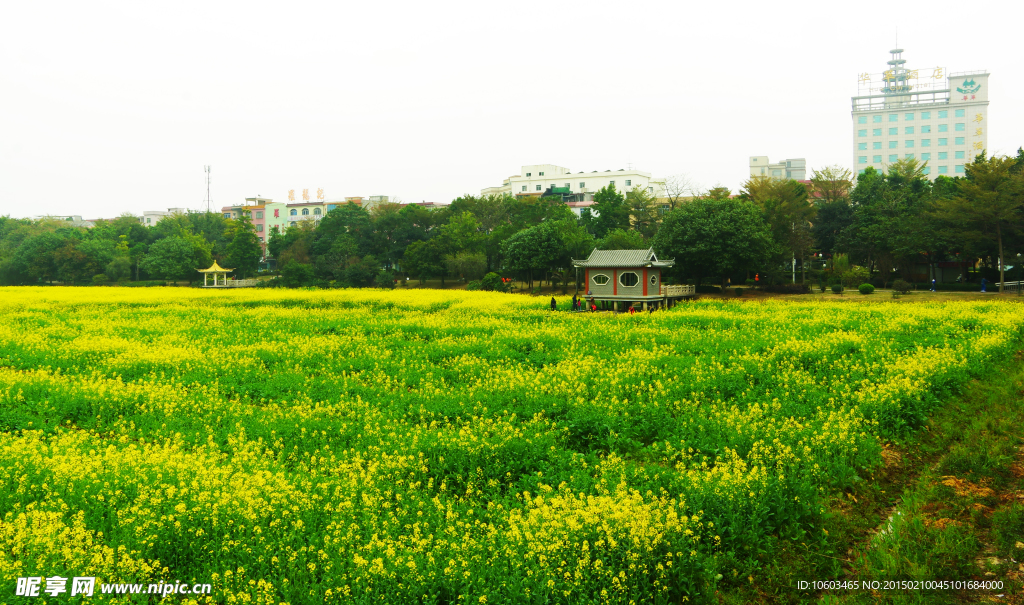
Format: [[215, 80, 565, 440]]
[[205, 279, 260, 288], [997, 280, 1023, 293], [661, 284, 696, 297]]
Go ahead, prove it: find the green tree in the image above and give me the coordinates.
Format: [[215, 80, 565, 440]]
[[403, 239, 447, 284], [933, 153, 1024, 290], [625, 186, 659, 239], [597, 228, 647, 250], [590, 184, 629, 238], [140, 235, 212, 282], [224, 213, 262, 278], [653, 197, 777, 289]]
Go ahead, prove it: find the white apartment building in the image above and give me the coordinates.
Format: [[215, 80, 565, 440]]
[[852, 49, 989, 179], [481, 164, 666, 198], [749, 157, 807, 180]]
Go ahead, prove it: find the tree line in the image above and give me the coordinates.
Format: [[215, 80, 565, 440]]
[[1, 150, 1022, 291]]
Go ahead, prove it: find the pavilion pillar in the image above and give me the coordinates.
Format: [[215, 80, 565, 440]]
[[643, 301, 648, 311], [613, 301, 618, 312], [204, 273, 208, 287]]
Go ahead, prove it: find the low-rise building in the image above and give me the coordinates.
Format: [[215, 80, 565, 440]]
[[482, 164, 666, 198], [749, 157, 807, 180], [140, 207, 189, 226]]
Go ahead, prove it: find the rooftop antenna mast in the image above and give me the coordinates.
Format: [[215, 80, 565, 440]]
[[203, 165, 212, 212]]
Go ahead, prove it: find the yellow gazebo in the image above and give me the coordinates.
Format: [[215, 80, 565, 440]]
[[198, 260, 234, 287]]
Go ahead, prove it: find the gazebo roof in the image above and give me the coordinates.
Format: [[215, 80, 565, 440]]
[[198, 260, 234, 273], [572, 247, 675, 268]]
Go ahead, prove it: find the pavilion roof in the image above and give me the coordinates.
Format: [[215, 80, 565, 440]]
[[572, 247, 675, 268], [198, 260, 234, 273]]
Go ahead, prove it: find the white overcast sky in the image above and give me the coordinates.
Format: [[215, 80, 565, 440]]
[[1, 0, 1020, 219]]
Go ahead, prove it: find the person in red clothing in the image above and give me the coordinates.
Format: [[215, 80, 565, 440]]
[[628, 305, 636, 315]]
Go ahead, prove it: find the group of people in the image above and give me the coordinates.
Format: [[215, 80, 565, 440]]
[[563, 295, 596, 312]]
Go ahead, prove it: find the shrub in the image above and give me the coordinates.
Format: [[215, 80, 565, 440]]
[[280, 261, 315, 288], [92, 274, 108, 285], [759, 283, 810, 294], [374, 270, 395, 289], [858, 283, 875, 295], [745, 278, 756, 286], [465, 280, 482, 291], [892, 279, 912, 294], [831, 284, 843, 294], [479, 272, 510, 293], [818, 282, 827, 293]]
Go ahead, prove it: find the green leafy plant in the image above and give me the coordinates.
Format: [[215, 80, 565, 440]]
[[858, 283, 875, 295]]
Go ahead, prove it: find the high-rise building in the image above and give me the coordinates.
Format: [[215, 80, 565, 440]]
[[749, 157, 806, 180], [852, 49, 989, 180]]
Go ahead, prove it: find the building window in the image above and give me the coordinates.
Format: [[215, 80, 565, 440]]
[[301, 208, 309, 215], [579, 182, 585, 188], [535, 185, 542, 191], [592, 274, 610, 286], [939, 138, 948, 146], [858, 143, 867, 150], [618, 272, 639, 287], [146, 218, 152, 224], [858, 169, 866, 175], [921, 153, 931, 161], [873, 155, 882, 163], [955, 137, 965, 145], [921, 139, 931, 147], [955, 150, 965, 159], [873, 128, 882, 136], [939, 110, 948, 119], [223, 213, 231, 218], [521, 186, 527, 192], [905, 153, 915, 159], [539, 171, 544, 176], [905, 140, 914, 148], [921, 125, 931, 133], [938, 151, 948, 160], [921, 111, 931, 119], [564, 183, 570, 188], [889, 113, 898, 122], [858, 156, 867, 164], [610, 180, 615, 186], [938, 165, 948, 174], [256, 224, 264, 232], [938, 124, 948, 132], [873, 115, 882, 123], [955, 109, 965, 117], [256, 211, 263, 218], [625, 179, 631, 187], [889, 141, 897, 149], [290, 221, 296, 227], [922, 166, 931, 175], [905, 113, 914, 120], [889, 154, 898, 162], [858, 129, 867, 137], [648, 186, 654, 193], [873, 141, 882, 149], [771, 169, 782, 176], [313, 208, 321, 215], [905, 126, 914, 134], [289, 209, 297, 216], [889, 127, 897, 135], [858, 116, 867, 124], [526, 172, 531, 177], [955, 123, 965, 131], [955, 164, 965, 173]]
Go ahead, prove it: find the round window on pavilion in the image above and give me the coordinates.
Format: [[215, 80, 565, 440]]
[[619, 272, 639, 287]]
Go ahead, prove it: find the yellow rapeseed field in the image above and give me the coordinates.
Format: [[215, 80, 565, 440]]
[[0, 287, 1020, 603]]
